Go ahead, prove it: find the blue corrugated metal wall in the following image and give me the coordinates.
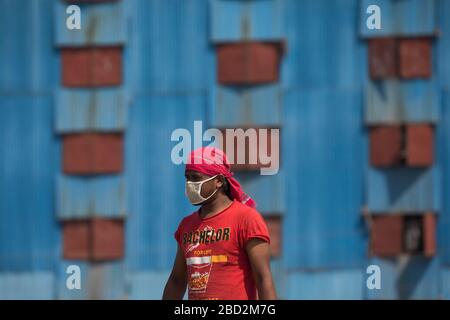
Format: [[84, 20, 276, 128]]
[[0, 0, 60, 283], [1, 0, 450, 299]]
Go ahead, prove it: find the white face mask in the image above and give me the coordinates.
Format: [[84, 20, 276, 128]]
[[185, 175, 218, 205]]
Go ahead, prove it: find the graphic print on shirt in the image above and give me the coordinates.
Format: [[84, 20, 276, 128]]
[[183, 225, 231, 294]]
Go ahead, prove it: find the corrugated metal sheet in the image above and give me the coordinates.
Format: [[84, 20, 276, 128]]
[[56, 175, 127, 220], [213, 85, 282, 127], [370, 215, 403, 256], [126, 270, 171, 299], [217, 41, 282, 85], [270, 258, 286, 299], [441, 267, 450, 299], [365, 80, 440, 124], [286, 269, 364, 299], [368, 38, 397, 79], [61, 47, 123, 87], [55, 1, 126, 46], [0, 0, 58, 93], [282, 0, 366, 90], [125, 94, 207, 271], [235, 171, 285, 214], [55, 89, 128, 133], [406, 124, 434, 167], [367, 168, 439, 213], [63, 218, 125, 261], [0, 272, 55, 299], [438, 90, 450, 265], [437, 0, 450, 88], [58, 261, 125, 299], [0, 97, 59, 272], [359, 0, 438, 37], [366, 257, 440, 299], [62, 133, 124, 174], [398, 38, 433, 79], [127, 0, 211, 94], [283, 89, 367, 269], [210, 0, 283, 42]]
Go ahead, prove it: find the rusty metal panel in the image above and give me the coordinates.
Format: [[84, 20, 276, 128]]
[[62, 133, 123, 175], [61, 47, 122, 87], [367, 168, 438, 213], [365, 79, 439, 124], [368, 37, 432, 80], [360, 0, 438, 38], [216, 127, 280, 173], [62, 218, 124, 261], [57, 175, 126, 220], [423, 213, 436, 257], [406, 124, 434, 167], [55, 89, 127, 133], [217, 42, 282, 85], [399, 38, 432, 79], [368, 38, 398, 79], [55, 1, 126, 46], [91, 218, 124, 261], [369, 125, 402, 167], [264, 215, 282, 258], [63, 220, 90, 260], [370, 215, 403, 256], [210, 0, 283, 42], [369, 124, 434, 167], [214, 85, 282, 127]]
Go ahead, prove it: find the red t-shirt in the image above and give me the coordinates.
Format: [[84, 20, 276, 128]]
[[174, 200, 270, 300]]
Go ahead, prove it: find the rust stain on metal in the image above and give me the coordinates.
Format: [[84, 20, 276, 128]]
[[217, 42, 282, 85], [369, 125, 403, 167], [370, 124, 433, 168], [368, 37, 432, 79], [368, 38, 398, 79], [423, 212, 436, 257], [62, 132, 124, 175], [370, 215, 403, 257], [62, 220, 91, 260], [406, 124, 434, 167], [61, 47, 122, 87], [62, 218, 124, 261], [399, 38, 432, 79]]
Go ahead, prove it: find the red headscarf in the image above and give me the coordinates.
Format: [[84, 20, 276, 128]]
[[185, 147, 256, 208]]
